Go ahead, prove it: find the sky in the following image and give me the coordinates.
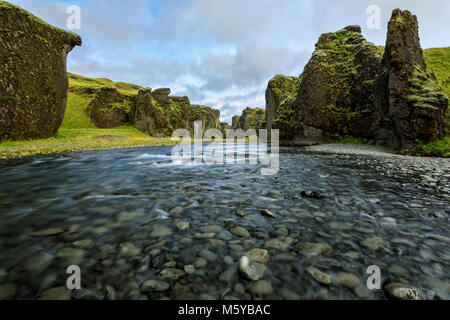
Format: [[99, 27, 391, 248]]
[[9, 0, 450, 123]]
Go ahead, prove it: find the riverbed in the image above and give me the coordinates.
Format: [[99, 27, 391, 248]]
[[0, 143, 448, 300]]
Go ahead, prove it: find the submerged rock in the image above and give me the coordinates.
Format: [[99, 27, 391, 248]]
[[231, 226, 250, 238], [295, 242, 332, 257], [141, 279, 170, 292], [37, 287, 71, 300], [261, 209, 277, 218], [238, 256, 266, 281], [361, 237, 389, 251], [336, 272, 360, 288], [0, 283, 17, 300], [250, 280, 273, 296], [246, 249, 270, 264], [30, 228, 64, 237], [383, 282, 421, 300], [301, 191, 327, 200], [158, 268, 185, 281], [306, 267, 332, 285]]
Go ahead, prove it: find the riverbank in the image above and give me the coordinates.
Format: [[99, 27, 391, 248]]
[[0, 127, 178, 160]]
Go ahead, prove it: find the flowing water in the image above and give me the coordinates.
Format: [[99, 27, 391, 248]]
[[0, 143, 449, 300]]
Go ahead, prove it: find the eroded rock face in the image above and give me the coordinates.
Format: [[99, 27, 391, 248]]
[[0, 1, 82, 141], [87, 87, 135, 128], [267, 9, 448, 149], [134, 89, 220, 137], [234, 107, 265, 131], [373, 9, 448, 150], [232, 116, 241, 128], [265, 75, 297, 130], [271, 25, 382, 143]]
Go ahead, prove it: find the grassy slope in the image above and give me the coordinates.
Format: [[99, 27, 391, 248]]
[[421, 47, 449, 157], [0, 73, 170, 159]]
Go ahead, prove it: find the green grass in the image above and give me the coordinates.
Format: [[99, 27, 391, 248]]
[[423, 48, 450, 97], [61, 73, 144, 130], [0, 73, 160, 159], [421, 136, 450, 158], [61, 91, 95, 129], [0, 126, 176, 159]]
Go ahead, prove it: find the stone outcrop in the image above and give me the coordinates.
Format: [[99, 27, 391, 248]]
[[0, 1, 82, 142], [87, 87, 135, 128], [232, 116, 241, 128], [266, 9, 448, 149], [265, 75, 297, 130], [234, 107, 265, 131], [268, 25, 382, 143], [372, 9, 448, 149], [134, 88, 220, 137]]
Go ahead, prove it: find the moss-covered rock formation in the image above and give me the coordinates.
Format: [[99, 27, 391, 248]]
[[233, 107, 265, 131], [87, 87, 136, 128], [266, 9, 448, 149], [134, 88, 220, 137], [265, 74, 297, 130], [0, 1, 82, 142], [232, 116, 241, 128], [372, 9, 448, 150], [268, 25, 382, 143]]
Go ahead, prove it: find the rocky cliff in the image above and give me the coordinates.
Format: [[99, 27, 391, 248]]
[[372, 9, 448, 149], [0, 1, 82, 141], [233, 107, 265, 131], [86, 87, 136, 128], [266, 9, 448, 150], [134, 88, 220, 137]]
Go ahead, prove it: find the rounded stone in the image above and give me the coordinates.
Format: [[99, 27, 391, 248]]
[[383, 282, 421, 300], [246, 249, 270, 264], [336, 272, 360, 288], [38, 287, 71, 300], [151, 225, 173, 238], [250, 280, 273, 296], [73, 239, 94, 249], [231, 226, 250, 238], [119, 242, 141, 257], [30, 228, 64, 237], [176, 221, 190, 231], [306, 267, 331, 285], [0, 283, 17, 300], [141, 280, 170, 292]]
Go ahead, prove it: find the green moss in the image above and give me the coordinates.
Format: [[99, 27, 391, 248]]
[[407, 63, 448, 114], [421, 136, 450, 158], [0, 0, 81, 42]]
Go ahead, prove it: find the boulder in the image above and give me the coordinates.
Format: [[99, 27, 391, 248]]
[[87, 87, 135, 128], [0, 1, 82, 142]]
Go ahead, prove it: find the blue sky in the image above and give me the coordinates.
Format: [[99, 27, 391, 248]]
[[9, 0, 450, 123]]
